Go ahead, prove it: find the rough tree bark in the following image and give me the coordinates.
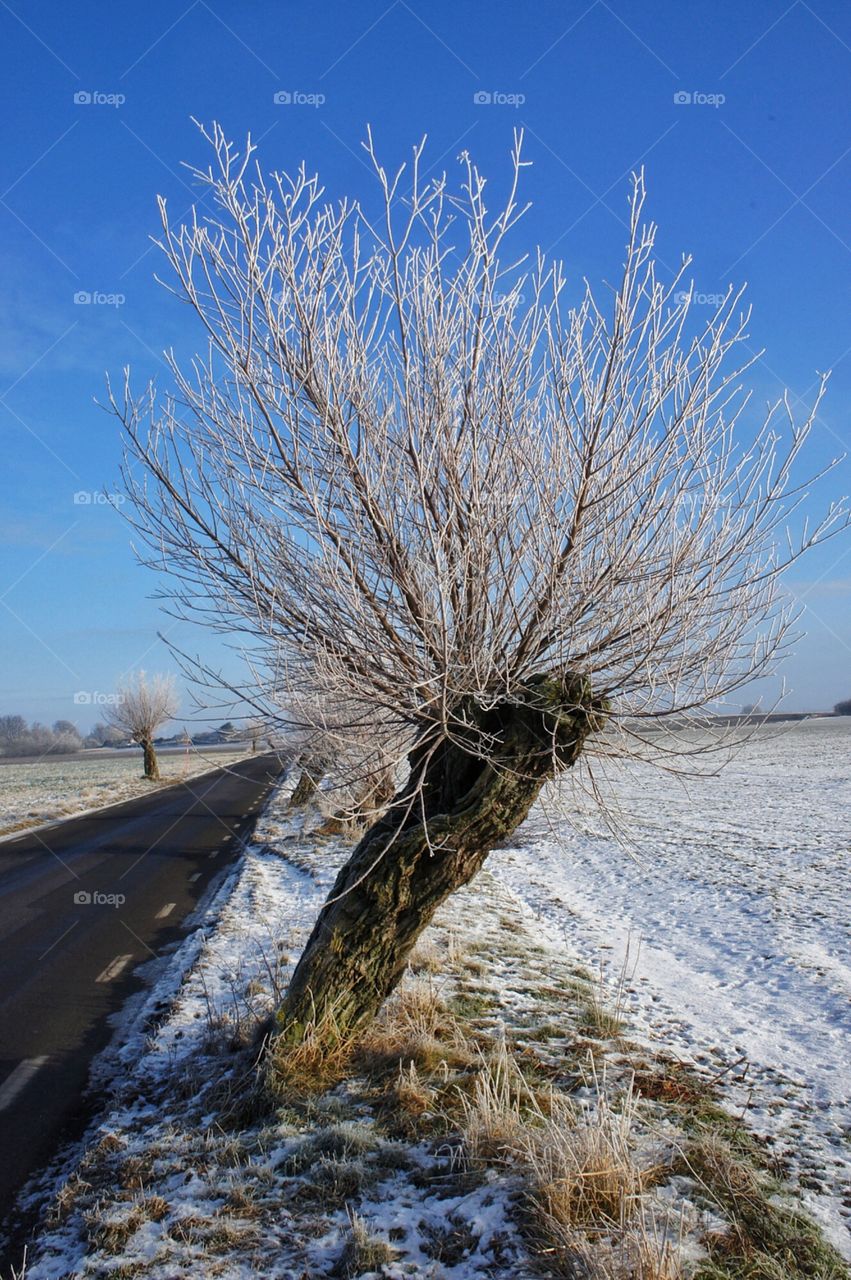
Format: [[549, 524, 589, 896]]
[[141, 737, 160, 781], [287, 757, 325, 810], [272, 675, 606, 1049]]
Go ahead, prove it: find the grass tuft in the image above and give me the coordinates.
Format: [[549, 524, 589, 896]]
[[336, 1209, 399, 1278]]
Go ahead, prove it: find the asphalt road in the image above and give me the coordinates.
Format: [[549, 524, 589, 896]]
[[0, 752, 283, 1256]]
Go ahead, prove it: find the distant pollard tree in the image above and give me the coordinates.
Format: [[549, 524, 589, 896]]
[[112, 126, 849, 1051], [104, 672, 179, 780], [835, 698, 851, 715]]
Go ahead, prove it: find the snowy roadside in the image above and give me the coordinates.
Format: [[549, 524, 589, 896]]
[[0, 752, 253, 839], [14, 761, 849, 1279]]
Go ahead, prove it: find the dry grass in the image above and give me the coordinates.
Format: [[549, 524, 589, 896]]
[[454, 1041, 682, 1278], [357, 979, 475, 1076], [265, 1002, 356, 1095], [336, 1209, 399, 1278], [562, 1211, 686, 1280], [524, 1084, 645, 1233], [407, 936, 444, 974], [84, 1194, 169, 1253], [394, 1060, 437, 1117], [457, 1034, 540, 1162]]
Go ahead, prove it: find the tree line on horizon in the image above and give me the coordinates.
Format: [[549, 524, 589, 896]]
[[0, 716, 127, 757]]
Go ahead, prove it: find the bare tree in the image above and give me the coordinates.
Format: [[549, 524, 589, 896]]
[[105, 672, 179, 780], [86, 721, 126, 748], [280, 689, 406, 829], [246, 718, 267, 753], [111, 125, 848, 1048]]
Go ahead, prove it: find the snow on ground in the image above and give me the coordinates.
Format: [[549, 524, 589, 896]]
[[0, 751, 251, 838], [492, 716, 851, 1256], [13, 720, 851, 1276], [20, 786, 543, 1279]]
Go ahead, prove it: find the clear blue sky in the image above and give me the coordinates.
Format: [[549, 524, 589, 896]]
[[0, 0, 849, 729]]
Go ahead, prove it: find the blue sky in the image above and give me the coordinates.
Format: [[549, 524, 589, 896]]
[[0, 0, 849, 729]]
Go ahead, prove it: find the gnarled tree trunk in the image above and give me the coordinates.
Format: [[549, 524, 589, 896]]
[[272, 675, 606, 1051], [287, 756, 325, 810], [141, 737, 160, 781]]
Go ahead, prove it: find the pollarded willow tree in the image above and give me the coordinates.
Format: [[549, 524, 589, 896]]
[[112, 124, 847, 1048], [105, 671, 179, 780]]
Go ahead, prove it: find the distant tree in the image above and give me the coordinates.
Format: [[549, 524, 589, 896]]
[[104, 672, 179, 780], [26, 723, 55, 754], [0, 718, 79, 756], [835, 698, 851, 716], [51, 720, 82, 753], [0, 716, 27, 752], [88, 722, 126, 747]]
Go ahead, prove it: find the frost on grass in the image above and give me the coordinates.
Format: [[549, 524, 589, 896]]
[[493, 716, 851, 1259], [18, 753, 851, 1279], [0, 751, 252, 838]]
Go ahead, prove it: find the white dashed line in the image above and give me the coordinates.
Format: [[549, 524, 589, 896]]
[[0, 1056, 49, 1111], [208, 850, 219, 859], [156, 902, 176, 919], [95, 954, 133, 984], [189, 872, 201, 882]]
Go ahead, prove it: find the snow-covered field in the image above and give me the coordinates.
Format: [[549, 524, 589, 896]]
[[0, 751, 251, 838], [496, 716, 851, 1253], [14, 719, 851, 1276]]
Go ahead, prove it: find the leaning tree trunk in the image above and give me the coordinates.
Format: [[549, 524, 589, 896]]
[[287, 756, 325, 810], [271, 674, 606, 1052], [141, 737, 160, 781]]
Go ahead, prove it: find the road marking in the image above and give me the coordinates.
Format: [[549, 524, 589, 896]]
[[0, 1056, 50, 1111], [95, 953, 133, 984], [189, 872, 201, 882], [156, 902, 177, 919], [208, 850, 219, 859]]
